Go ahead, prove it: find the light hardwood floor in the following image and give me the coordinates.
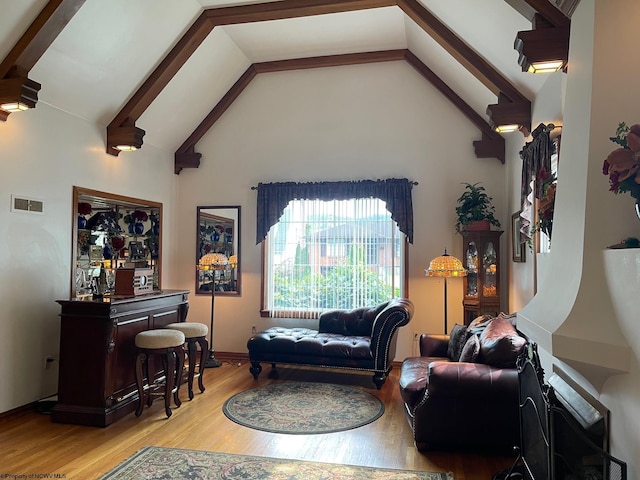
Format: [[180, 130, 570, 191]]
[[1, 362, 514, 479]]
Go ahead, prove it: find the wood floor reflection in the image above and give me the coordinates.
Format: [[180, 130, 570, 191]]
[[1, 362, 514, 479]]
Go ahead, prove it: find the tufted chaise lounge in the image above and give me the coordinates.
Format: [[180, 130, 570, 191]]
[[247, 298, 414, 389]]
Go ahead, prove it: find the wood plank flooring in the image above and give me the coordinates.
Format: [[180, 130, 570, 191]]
[[0, 362, 514, 479]]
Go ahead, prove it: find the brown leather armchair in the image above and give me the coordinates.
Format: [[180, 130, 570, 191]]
[[399, 316, 525, 454]]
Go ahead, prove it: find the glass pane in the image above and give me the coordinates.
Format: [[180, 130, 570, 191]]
[[465, 241, 478, 297], [482, 242, 497, 297]]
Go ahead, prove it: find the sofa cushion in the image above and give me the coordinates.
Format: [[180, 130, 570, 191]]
[[478, 317, 526, 368], [447, 324, 468, 361], [459, 334, 480, 362]]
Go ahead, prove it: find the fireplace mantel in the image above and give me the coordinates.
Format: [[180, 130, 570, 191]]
[[517, 249, 634, 391]]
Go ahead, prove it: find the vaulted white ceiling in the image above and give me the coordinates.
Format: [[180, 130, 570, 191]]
[[0, 0, 555, 155]]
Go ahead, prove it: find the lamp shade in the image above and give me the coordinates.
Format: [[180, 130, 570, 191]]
[[426, 251, 467, 277], [228, 254, 238, 268], [199, 253, 229, 270]]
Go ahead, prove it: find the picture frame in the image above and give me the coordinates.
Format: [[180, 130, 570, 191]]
[[512, 211, 526, 263]]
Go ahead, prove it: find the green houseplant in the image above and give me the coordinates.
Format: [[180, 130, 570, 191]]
[[455, 182, 501, 233]]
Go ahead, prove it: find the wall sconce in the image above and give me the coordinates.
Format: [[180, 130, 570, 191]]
[[0, 68, 40, 118], [514, 15, 569, 74], [106, 123, 145, 156], [486, 93, 531, 136]]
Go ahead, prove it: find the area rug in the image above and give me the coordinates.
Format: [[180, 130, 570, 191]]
[[222, 382, 384, 434], [100, 446, 453, 480]]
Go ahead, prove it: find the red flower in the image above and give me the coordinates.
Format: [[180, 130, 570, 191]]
[[78, 202, 92, 215], [131, 210, 148, 222]]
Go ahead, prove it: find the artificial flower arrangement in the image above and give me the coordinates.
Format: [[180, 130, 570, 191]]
[[602, 122, 640, 200], [531, 167, 556, 239]]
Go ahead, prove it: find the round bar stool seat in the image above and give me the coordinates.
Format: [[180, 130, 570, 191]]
[[166, 322, 208, 400], [134, 329, 186, 418]]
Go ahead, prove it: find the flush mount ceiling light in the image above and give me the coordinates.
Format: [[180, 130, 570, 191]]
[[486, 93, 531, 136], [106, 122, 145, 156], [0, 68, 40, 116], [515, 14, 569, 74]]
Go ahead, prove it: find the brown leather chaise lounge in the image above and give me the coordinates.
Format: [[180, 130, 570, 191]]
[[247, 298, 414, 389]]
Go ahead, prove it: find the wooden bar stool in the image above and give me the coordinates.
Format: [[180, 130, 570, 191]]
[[166, 322, 208, 400], [134, 329, 185, 418]]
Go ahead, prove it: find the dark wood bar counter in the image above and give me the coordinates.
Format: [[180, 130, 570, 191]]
[[52, 290, 189, 427]]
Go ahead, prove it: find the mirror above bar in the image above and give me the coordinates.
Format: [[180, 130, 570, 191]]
[[72, 186, 163, 298]]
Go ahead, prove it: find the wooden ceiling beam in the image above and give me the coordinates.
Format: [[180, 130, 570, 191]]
[[504, 0, 571, 26], [0, 0, 86, 79], [398, 0, 528, 104], [175, 49, 505, 173], [0, 0, 85, 120], [110, 0, 531, 158]]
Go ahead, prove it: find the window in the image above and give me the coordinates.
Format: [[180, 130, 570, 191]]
[[262, 197, 405, 318]]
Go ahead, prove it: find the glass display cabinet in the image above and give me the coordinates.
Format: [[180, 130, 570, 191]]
[[461, 230, 503, 325]]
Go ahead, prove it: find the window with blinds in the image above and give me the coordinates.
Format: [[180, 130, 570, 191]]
[[262, 197, 405, 319]]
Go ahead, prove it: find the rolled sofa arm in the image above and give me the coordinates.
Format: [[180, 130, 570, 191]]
[[370, 298, 414, 369]]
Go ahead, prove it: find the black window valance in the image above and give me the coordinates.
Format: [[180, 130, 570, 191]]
[[520, 123, 554, 239], [255, 178, 415, 244]]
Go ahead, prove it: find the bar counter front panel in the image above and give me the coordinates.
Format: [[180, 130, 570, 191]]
[[53, 290, 189, 427]]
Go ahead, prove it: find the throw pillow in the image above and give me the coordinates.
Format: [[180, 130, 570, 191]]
[[478, 317, 526, 368], [467, 314, 494, 336], [447, 324, 468, 361], [459, 334, 480, 362]]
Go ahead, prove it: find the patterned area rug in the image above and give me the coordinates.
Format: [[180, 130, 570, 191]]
[[222, 382, 384, 434], [100, 447, 453, 479]]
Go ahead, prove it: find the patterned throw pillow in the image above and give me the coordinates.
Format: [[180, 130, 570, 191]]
[[459, 334, 480, 362], [447, 324, 468, 361]]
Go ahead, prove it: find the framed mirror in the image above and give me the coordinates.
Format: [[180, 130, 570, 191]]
[[196, 206, 240, 296], [72, 186, 163, 298]]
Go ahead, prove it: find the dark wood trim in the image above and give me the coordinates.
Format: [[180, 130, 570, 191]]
[[0, 0, 86, 79], [398, 0, 529, 104], [110, 0, 530, 162], [176, 49, 505, 172], [109, 0, 393, 133], [176, 66, 258, 155]]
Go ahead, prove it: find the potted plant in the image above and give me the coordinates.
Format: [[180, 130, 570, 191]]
[[455, 182, 501, 233]]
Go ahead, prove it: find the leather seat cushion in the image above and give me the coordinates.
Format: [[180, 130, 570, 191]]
[[248, 327, 373, 359]]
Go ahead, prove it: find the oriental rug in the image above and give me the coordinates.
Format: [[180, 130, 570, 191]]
[[99, 446, 453, 480], [222, 382, 384, 434]]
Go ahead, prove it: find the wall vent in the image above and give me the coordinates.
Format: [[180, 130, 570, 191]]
[[11, 195, 44, 214]]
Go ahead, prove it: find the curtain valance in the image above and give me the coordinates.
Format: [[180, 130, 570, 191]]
[[520, 123, 553, 240], [255, 178, 415, 244]]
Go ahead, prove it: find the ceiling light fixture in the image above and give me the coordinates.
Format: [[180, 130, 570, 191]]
[[106, 122, 145, 155], [486, 93, 531, 136], [0, 68, 41, 117], [514, 15, 569, 74]]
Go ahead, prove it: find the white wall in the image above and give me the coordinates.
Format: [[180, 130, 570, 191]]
[[505, 0, 640, 473], [174, 60, 507, 360], [0, 103, 178, 413]]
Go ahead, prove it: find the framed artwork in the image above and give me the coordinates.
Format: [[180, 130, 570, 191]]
[[512, 211, 526, 262]]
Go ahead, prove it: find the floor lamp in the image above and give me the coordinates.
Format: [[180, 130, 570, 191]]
[[426, 249, 467, 334], [198, 252, 229, 368]]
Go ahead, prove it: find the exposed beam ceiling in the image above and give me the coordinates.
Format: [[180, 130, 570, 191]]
[[107, 0, 531, 161], [174, 49, 506, 173]]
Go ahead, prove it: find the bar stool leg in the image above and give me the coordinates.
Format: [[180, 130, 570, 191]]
[[173, 346, 184, 407], [195, 336, 208, 394], [186, 339, 197, 400], [164, 349, 176, 418], [135, 352, 147, 417]]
